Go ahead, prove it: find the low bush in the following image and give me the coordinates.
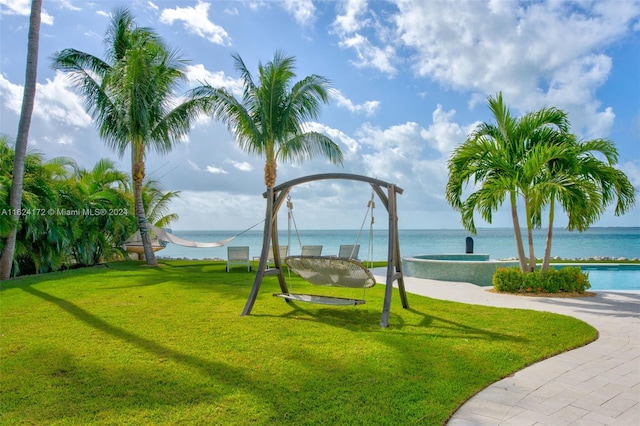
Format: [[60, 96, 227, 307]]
[[493, 266, 591, 294]]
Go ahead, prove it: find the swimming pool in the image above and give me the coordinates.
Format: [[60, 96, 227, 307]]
[[558, 264, 640, 291]]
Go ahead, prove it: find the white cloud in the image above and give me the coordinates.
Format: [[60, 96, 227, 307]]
[[159, 0, 231, 46], [304, 121, 361, 160], [391, 0, 640, 139], [332, 89, 380, 116], [205, 165, 228, 174], [225, 159, 253, 172], [0, 72, 92, 128], [330, 0, 397, 76], [0, 0, 54, 25], [339, 33, 397, 76], [333, 0, 369, 34], [419, 105, 474, 155], [184, 64, 244, 95], [281, 0, 315, 25]]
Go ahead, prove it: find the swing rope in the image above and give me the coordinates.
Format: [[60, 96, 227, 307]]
[[275, 191, 377, 305]]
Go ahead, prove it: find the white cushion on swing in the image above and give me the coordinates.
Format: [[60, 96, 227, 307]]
[[284, 256, 376, 288]]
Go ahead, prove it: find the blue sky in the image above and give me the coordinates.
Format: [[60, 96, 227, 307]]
[[1, 0, 639, 231]]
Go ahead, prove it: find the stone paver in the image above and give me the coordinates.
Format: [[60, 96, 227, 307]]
[[372, 270, 640, 425]]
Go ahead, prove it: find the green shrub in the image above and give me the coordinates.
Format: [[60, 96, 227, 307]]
[[492, 267, 591, 294], [492, 267, 524, 292]]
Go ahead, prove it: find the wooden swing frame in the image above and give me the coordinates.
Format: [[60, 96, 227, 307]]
[[241, 173, 409, 328]]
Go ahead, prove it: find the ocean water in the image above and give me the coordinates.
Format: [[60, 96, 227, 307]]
[[152, 227, 639, 291], [156, 227, 639, 262]]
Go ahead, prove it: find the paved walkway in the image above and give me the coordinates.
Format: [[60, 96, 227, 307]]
[[373, 271, 640, 425]]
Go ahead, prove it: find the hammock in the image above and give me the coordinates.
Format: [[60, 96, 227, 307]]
[[149, 225, 234, 248], [283, 256, 376, 288]]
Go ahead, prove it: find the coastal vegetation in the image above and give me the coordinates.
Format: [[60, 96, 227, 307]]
[[51, 8, 204, 267], [446, 93, 636, 275], [0, 136, 177, 276], [0, 260, 597, 425], [0, 0, 42, 280]]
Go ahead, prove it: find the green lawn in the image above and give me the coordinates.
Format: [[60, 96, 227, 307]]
[[1, 260, 597, 425]]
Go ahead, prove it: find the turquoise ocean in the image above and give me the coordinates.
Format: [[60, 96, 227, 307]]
[[155, 227, 639, 291], [157, 227, 639, 262]]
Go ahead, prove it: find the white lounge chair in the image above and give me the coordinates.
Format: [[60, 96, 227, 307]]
[[267, 245, 288, 268], [226, 246, 251, 272], [338, 244, 360, 260], [301, 245, 323, 256]]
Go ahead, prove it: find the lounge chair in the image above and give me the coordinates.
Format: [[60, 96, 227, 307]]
[[267, 245, 288, 268], [301, 245, 323, 256], [226, 246, 251, 272], [338, 244, 360, 260]]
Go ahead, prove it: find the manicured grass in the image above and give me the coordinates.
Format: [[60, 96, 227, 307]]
[[1, 260, 597, 425]]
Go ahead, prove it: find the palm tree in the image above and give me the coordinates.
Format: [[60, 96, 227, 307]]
[[0, 0, 42, 280], [189, 51, 343, 189], [142, 178, 180, 229], [0, 138, 72, 275], [51, 8, 202, 266], [70, 158, 132, 266], [533, 135, 636, 271], [446, 93, 569, 272]]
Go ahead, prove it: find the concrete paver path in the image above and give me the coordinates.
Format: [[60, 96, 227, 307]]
[[373, 272, 640, 425]]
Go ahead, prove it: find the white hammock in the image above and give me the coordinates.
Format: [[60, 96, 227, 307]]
[[148, 225, 236, 248]]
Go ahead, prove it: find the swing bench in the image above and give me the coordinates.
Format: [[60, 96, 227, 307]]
[[274, 255, 376, 305], [242, 173, 409, 328]]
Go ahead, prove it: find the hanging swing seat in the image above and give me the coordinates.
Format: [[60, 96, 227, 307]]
[[273, 293, 366, 306], [284, 256, 377, 288]]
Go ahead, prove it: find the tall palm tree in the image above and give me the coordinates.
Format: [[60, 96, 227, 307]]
[[446, 93, 569, 273], [0, 0, 42, 280], [533, 135, 636, 271], [189, 51, 343, 189], [51, 8, 201, 266]]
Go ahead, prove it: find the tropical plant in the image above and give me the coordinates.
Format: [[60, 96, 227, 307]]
[[0, 137, 72, 275], [51, 8, 202, 266], [68, 158, 133, 266], [0, 0, 42, 280], [189, 51, 343, 189], [142, 178, 180, 229], [532, 135, 636, 271], [446, 93, 570, 272]]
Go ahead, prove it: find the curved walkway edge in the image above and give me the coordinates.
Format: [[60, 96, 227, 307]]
[[373, 271, 640, 425]]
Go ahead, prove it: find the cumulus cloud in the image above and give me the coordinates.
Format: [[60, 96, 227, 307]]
[[338, 33, 397, 76], [184, 64, 244, 95], [0, 0, 54, 24], [391, 0, 640, 138], [331, 0, 397, 76], [332, 89, 380, 116], [419, 105, 476, 155], [332, 0, 369, 34], [304, 121, 361, 160], [281, 0, 315, 25], [0, 72, 92, 128], [159, 0, 231, 46]]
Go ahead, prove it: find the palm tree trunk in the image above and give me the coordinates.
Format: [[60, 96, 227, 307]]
[[542, 200, 555, 272], [132, 146, 157, 266], [524, 197, 537, 272], [0, 0, 41, 280], [264, 156, 277, 188], [510, 191, 528, 273]]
